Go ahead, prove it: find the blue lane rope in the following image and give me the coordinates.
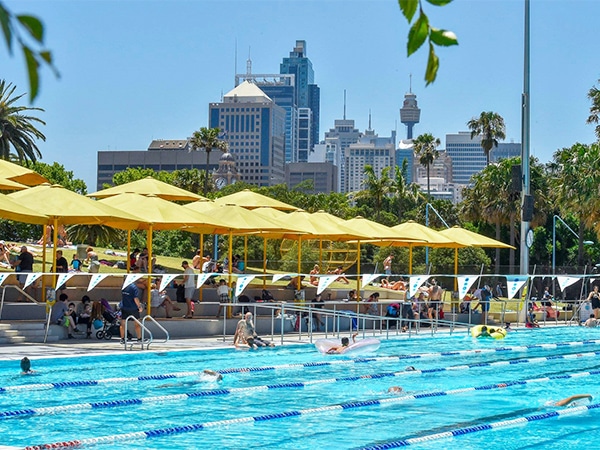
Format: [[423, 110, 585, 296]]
[[358, 403, 600, 449], [23, 369, 600, 449], [3, 349, 600, 420], [4, 338, 599, 395]]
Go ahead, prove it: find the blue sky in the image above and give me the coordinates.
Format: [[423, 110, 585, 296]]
[[2, 0, 599, 190]]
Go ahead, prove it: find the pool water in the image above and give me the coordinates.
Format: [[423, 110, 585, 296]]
[[1, 326, 599, 449]]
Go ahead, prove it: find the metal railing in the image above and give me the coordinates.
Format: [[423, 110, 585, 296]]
[[122, 315, 154, 350]]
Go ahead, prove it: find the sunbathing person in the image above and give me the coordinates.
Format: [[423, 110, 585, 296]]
[[309, 264, 320, 286], [333, 266, 350, 284], [381, 278, 406, 291]]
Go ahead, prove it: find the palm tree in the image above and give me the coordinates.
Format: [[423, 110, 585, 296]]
[[0, 80, 46, 163], [189, 127, 228, 196], [413, 133, 440, 198], [587, 79, 600, 140], [355, 165, 391, 222], [466, 111, 506, 166]]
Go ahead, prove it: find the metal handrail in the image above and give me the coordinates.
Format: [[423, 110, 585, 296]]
[[0, 284, 41, 321], [141, 315, 169, 346], [123, 316, 153, 350]]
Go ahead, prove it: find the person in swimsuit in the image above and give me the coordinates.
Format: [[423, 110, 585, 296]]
[[588, 285, 600, 321], [326, 333, 358, 354], [233, 312, 274, 349], [554, 394, 592, 407]]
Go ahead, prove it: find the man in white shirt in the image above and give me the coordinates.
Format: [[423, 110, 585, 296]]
[[181, 261, 196, 318]]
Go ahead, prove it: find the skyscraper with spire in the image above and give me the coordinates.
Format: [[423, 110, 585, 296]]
[[280, 40, 320, 162], [400, 76, 420, 139]]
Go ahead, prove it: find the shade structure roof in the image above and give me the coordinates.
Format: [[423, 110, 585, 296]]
[[97, 193, 225, 233], [390, 221, 464, 247], [0, 192, 48, 224], [184, 203, 304, 235], [0, 160, 48, 186], [7, 184, 141, 228], [438, 226, 515, 249], [0, 177, 28, 190], [278, 210, 372, 241], [87, 176, 208, 202], [344, 216, 427, 243], [214, 189, 298, 211]]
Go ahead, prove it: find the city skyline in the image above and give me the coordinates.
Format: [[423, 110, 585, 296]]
[[2, 0, 599, 190]]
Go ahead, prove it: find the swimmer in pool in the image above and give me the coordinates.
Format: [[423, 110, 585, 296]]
[[326, 333, 358, 354], [202, 369, 223, 382], [388, 386, 403, 394], [405, 366, 416, 371], [20, 357, 33, 374], [159, 369, 223, 388], [554, 394, 592, 407]]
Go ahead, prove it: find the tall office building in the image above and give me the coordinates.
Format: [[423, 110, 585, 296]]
[[324, 119, 362, 193], [400, 90, 420, 139], [395, 141, 415, 184], [280, 40, 320, 161], [345, 128, 396, 193], [445, 132, 521, 185], [209, 81, 286, 186], [235, 72, 298, 165]]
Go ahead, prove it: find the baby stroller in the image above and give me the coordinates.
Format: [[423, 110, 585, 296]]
[[93, 299, 131, 340]]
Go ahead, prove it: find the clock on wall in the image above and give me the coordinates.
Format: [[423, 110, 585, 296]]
[[215, 177, 227, 190]]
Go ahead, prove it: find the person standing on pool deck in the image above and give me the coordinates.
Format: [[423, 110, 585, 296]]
[[119, 278, 144, 343], [473, 284, 492, 324], [587, 285, 600, 322], [181, 261, 196, 318]]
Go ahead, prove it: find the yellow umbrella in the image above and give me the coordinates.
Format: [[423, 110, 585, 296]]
[[0, 178, 28, 190], [0, 192, 48, 224], [99, 193, 228, 312], [8, 184, 144, 300], [214, 189, 298, 211], [88, 176, 209, 202], [390, 221, 464, 274], [343, 216, 428, 295], [438, 226, 515, 249], [0, 160, 48, 186]]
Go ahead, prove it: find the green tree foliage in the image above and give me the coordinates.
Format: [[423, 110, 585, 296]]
[[27, 161, 87, 194], [0, 3, 59, 102], [110, 167, 169, 187], [354, 165, 392, 222], [587, 79, 600, 141], [398, 0, 458, 85], [466, 111, 506, 166], [552, 142, 600, 266], [0, 80, 45, 162], [189, 127, 228, 196], [413, 132, 440, 197]]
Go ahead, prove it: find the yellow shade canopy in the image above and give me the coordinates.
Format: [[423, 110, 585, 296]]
[[8, 184, 141, 228], [98, 193, 225, 233], [214, 189, 298, 211], [390, 221, 463, 247], [186, 203, 303, 234], [282, 210, 371, 241], [0, 192, 48, 224], [88, 176, 209, 202], [0, 177, 28, 191], [438, 226, 515, 249], [344, 216, 427, 243], [0, 160, 48, 186]]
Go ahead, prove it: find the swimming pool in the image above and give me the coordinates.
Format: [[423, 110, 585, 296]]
[[1, 326, 599, 449]]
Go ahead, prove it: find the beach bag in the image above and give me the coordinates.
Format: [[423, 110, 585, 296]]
[[62, 316, 70, 328], [176, 284, 186, 303]]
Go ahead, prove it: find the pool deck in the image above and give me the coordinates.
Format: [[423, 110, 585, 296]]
[[0, 321, 570, 365]]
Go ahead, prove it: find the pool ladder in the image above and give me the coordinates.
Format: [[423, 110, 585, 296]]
[[122, 315, 170, 350]]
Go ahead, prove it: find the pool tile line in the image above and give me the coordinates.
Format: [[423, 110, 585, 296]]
[[22, 371, 600, 450], [358, 403, 600, 449]]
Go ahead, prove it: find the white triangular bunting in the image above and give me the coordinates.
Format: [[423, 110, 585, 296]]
[[273, 273, 294, 283], [505, 276, 529, 300], [457, 275, 478, 300], [56, 273, 74, 289], [408, 275, 430, 298], [23, 273, 42, 289], [235, 275, 256, 296], [87, 274, 109, 292], [361, 274, 381, 288], [196, 273, 214, 288], [556, 276, 580, 292], [0, 273, 10, 286], [122, 274, 144, 290], [317, 275, 339, 295], [159, 274, 178, 292]]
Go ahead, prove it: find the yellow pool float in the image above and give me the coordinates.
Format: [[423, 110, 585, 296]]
[[470, 324, 506, 339]]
